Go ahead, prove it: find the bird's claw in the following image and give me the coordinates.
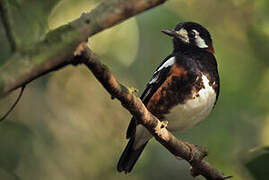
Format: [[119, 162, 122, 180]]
[[160, 120, 168, 129], [128, 87, 139, 94]]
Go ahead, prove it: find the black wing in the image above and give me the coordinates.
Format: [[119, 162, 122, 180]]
[[140, 55, 174, 105], [126, 54, 175, 138]]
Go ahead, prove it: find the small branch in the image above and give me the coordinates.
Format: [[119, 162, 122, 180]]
[[0, 1, 18, 51], [0, 0, 166, 98], [76, 47, 232, 180]]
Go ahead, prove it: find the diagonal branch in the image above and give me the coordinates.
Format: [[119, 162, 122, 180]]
[[75, 47, 232, 180], [0, 0, 166, 98]]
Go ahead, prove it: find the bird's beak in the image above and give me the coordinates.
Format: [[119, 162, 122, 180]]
[[161, 28, 189, 43], [161, 29, 178, 37]]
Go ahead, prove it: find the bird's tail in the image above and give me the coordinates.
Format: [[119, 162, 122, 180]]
[[117, 137, 148, 173]]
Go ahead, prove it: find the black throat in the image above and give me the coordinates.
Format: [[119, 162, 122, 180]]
[[172, 38, 196, 53], [172, 39, 220, 103]]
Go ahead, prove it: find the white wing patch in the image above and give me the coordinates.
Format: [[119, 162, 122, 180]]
[[176, 28, 189, 43], [192, 29, 208, 48], [149, 57, 175, 84], [157, 57, 175, 71]]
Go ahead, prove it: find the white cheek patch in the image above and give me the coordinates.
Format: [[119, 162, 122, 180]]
[[177, 28, 189, 43], [195, 36, 208, 48], [192, 29, 208, 48]]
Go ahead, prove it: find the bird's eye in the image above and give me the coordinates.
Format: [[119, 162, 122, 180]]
[[189, 31, 196, 38]]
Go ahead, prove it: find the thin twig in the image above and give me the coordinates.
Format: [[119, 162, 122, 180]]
[[0, 85, 25, 121]]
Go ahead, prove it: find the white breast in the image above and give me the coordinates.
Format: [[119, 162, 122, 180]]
[[167, 74, 216, 132], [133, 74, 216, 149]]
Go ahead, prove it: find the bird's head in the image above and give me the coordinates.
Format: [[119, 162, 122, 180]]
[[161, 22, 215, 54]]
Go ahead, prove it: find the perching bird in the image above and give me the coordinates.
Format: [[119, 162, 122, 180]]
[[117, 22, 220, 173]]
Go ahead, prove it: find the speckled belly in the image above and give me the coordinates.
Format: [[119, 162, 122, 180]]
[[166, 75, 216, 131], [134, 74, 216, 149], [147, 74, 216, 132]]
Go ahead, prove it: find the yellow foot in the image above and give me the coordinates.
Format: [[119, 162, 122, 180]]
[[128, 87, 139, 94], [160, 120, 168, 129]]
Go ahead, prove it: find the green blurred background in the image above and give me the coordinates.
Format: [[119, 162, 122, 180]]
[[1, 0, 269, 179]]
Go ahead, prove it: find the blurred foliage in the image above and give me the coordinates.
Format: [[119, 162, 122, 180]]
[[0, 0, 60, 64], [1, 0, 269, 179], [243, 147, 269, 180]]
